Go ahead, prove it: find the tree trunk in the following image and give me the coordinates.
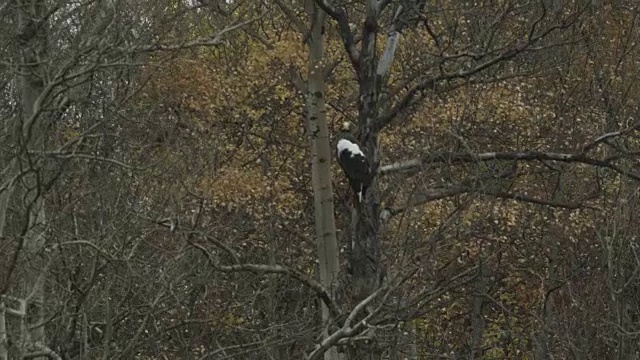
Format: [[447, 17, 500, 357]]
[[469, 258, 487, 359], [350, 0, 382, 305], [345, 2, 384, 359], [0, 304, 6, 360], [0, 1, 48, 359], [535, 181, 564, 360], [305, 1, 341, 359]]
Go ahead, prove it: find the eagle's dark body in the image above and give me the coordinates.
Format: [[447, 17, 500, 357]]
[[336, 122, 372, 202]]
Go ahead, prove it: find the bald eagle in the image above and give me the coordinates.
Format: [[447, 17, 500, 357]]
[[336, 122, 372, 202]]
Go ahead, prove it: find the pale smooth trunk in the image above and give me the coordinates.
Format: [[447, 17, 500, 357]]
[[305, 1, 340, 359]]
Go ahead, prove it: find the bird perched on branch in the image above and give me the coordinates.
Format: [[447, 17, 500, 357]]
[[336, 121, 372, 203]]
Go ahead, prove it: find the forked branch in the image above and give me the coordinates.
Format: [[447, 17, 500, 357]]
[[186, 237, 341, 321], [314, 0, 360, 70], [375, 4, 586, 130]]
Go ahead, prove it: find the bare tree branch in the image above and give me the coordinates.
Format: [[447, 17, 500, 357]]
[[375, 41, 534, 130], [376, 0, 392, 14], [273, 0, 307, 34], [374, 6, 583, 131], [581, 125, 640, 154], [376, 4, 403, 79], [186, 237, 342, 321], [314, 0, 360, 71], [307, 279, 395, 360], [23, 343, 62, 360], [481, 190, 586, 209], [35, 151, 138, 170], [118, 290, 165, 359], [127, 17, 262, 53], [307, 267, 420, 359], [378, 151, 640, 180], [385, 186, 587, 218], [402, 265, 479, 321]]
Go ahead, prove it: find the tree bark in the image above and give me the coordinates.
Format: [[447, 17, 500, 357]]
[[305, 1, 341, 359], [0, 303, 6, 360], [469, 258, 487, 359], [350, 0, 382, 305], [344, 2, 384, 358], [535, 176, 564, 360], [0, 1, 48, 359]]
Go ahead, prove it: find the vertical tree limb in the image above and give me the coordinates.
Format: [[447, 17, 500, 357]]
[[305, 1, 341, 359]]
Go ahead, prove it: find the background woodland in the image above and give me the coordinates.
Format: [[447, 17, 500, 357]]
[[2, 0, 640, 359]]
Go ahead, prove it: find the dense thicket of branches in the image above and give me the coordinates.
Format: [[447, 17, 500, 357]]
[[2, 1, 640, 359]]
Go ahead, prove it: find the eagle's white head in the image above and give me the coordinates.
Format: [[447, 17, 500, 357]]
[[340, 121, 354, 132]]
